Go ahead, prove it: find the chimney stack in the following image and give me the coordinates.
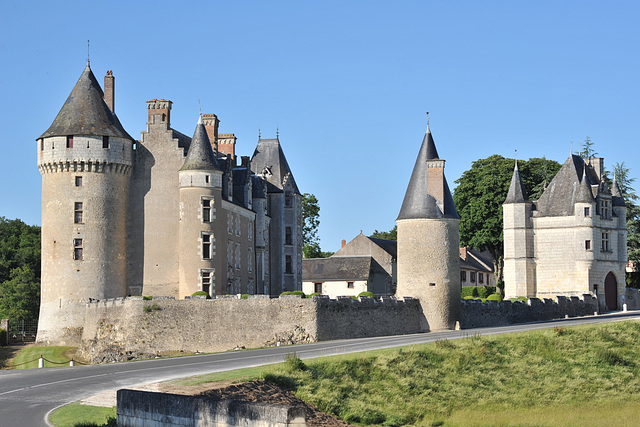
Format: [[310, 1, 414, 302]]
[[241, 156, 250, 168], [146, 99, 172, 126], [104, 70, 115, 112], [202, 114, 220, 152], [341, 239, 346, 248]]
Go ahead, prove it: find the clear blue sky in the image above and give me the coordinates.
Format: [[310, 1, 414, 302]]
[[1, 1, 638, 252]]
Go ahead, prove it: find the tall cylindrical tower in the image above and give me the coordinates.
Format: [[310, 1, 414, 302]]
[[396, 125, 460, 331], [36, 63, 134, 345], [178, 116, 224, 298]]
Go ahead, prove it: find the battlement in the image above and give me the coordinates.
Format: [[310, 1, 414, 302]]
[[37, 135, 133, 174]]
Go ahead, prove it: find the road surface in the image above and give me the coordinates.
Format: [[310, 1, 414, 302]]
[[1, 311, 639, 426]]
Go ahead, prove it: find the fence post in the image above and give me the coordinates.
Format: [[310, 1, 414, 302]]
[[70, 359, 75, 367], [38, 355, 44, 368]]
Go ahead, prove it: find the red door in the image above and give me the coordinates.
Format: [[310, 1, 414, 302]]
[[604, 272, 617, 311]]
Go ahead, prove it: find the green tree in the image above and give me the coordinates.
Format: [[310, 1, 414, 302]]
[[579, 136, 598, 160], [612, 162, 640, 288], [370, 225, 397, 241], [301, 194, 333, 258], [0, 217, 41, 320], [453, 155, 561, 291]]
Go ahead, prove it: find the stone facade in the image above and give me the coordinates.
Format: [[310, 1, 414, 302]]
[[503, 156, 627, 311], [37, 64, 302, 345]]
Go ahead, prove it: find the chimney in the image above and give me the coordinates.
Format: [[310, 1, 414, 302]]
[[426, 159, 446, 212], [217, 133, 237, 160], [459, 247, 467, 260], [241, 156, 250, 168], [588, 158, 604, 182], [146, 99, 172, 126], [202, 114, 220, 152], [104, 70, 115, 112], [341, 239, 346, 248]]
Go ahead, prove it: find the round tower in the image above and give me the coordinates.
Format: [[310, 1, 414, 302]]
[[178, 116, 224, 298], [396, 125, 461, 331], [36, 63, 134, 345]]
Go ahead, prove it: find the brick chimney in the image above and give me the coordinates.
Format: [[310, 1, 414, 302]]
[[202, 114, 219, 152], [459, 247, 467, 260], [104, 70, 115, 112], [218, 133, 237, 161], [147, 99, 172, 126], [241, 156, 251, 168], [341, 239, 346, 248], [426, 159, 446, 212]]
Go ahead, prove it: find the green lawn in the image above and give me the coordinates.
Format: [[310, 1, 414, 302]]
[[49, 321, 640, 426], [8, 346, 77, 369], [48, 403, 115, 427]]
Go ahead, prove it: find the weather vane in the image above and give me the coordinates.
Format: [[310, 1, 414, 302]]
[[87, 40, 90, 65], [198, 99, 202, 117], [258, 128, 261, 139], [426, 111, 430, 127]]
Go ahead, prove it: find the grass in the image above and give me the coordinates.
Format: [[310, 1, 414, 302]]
[[49, 403, 115, 427], [8, 345, 77, 369], [50, 321, 640, 426]]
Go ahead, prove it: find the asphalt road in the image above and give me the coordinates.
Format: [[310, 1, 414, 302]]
[[1, 311, 639, 427]]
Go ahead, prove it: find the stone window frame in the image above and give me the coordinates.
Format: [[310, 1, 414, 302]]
[[74, 202, 84, 224], [202, 232, 214, 260], [585, 240, 592, 251], [75, 176, 83, 187], [201, 197, 213, 223], [285, 226, 293, 246], [601, 232, 610, 252], [285, 255, 293, 275], [73, 238, 83, 261], [601, 200, 610, 219], [584, 206, 590, 217], [200, 268, 215, 296]]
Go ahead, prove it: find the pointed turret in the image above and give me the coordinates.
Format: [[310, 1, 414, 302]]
[[575, 165, 595, 204], [504, 161, 528, 204], [397, 126, 458, 220], [38, 62, 132, 140], [611, 176, 626, 207], [180, 116, 220, 171], [250, 136, 299, 194]]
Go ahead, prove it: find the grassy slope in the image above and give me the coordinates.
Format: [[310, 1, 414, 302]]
[[48, 403, 115, 427]]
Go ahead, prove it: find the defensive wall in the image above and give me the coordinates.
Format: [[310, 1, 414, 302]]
[[117, 389, 306, 427], [76, 291, 640, 363], [77, 295, 422, 363]]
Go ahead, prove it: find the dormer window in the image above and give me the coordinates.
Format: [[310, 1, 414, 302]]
[[601, 200, 610, 219]]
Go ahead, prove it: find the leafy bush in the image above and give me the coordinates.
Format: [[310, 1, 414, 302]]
[[485, 286, 497, 295], [476, 287, 489, 299], [462, 296, 476, 300], [280, 291, 306, 297], [142, 296, 153, 300], [358, 291, 376, 298], [486, 293, 503, 302], [241, 294, 249, 299], [143, 303, 161, 313], [0, 328, 6, 346], [285, 353, 307, 371], [461, 286, 477, 298], [191, 291, 211, 299], [306, 293, 321, 298]]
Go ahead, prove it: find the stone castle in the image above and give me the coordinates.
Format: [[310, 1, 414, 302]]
[[503, 155, 628, 311], [34, 61, 629, 350], [36, 62, 302, 344]]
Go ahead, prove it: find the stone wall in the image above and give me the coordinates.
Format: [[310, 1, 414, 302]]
[[460, 294, 599, 329], [78, 295, 420, 363], [117, 389, 306, 427], [625, 288, 640, 310]]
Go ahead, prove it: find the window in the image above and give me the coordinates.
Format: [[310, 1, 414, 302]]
[[202, 233, 213, 259], [66, 136, 74, 148], [285, 191, 293, 208], [75, 176, 83, 187], [479, 273, 484, 284], [227, 213, 233, 234], [248, 248, 253, 272], [248, 222, 253, 240], [585, 240, 591, 250], [235, 216, 241, 236], [102, 136, 109, 149], [202, 199, 211, 223], [73, 238, 83, 260], [205, 175, 210, 184], [601, 232, 610, 252], [235, 243, 241, 269], [347, 281, 354, 289], [40, 139, 44, 151], [285, 255, 293, 274], [601, 200, 610, 219], [314, 283, 322, 294], [470, 272, 476, 283], [74, 202, 83, 224], [584, 207, 590, 217], [201, 269, 214, 296], [285, 226, 292, 245], [461, 271, 467, 282]]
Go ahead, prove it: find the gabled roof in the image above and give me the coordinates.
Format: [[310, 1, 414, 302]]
[[460, 248, 494, 273], [302, 256, 374, 281], [180, 116, 220, 171], [250, 137, 299, 194], [504, 161, 529, 204], [38, 63, 133, 140], [397, 126, 459, 220], [368, 237, 398, 259], [535, 155, 600, 217]]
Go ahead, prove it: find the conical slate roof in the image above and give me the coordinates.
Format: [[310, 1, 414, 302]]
[[250, 137, 299, 193], [397, 126, 459, 220], [180, 116, 220, 171], [575, 165, 595, 204], [504, 161, 529, 204], [611, 177, 626, 207], [38, 63, 133, 140]]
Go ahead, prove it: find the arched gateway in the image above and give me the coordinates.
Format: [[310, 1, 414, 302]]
[[604, 272, 618, 311]]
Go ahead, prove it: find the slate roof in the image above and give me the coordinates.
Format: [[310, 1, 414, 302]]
[[172, 129, 191, 155], [368, 237, 398, 259], [180, 116, 220, 171], [460, 248, 494, 273], [250, 137, 299, 194], [504, 161, 529, 204], [611, 177, 626, 207], [535, 155, 600, 217], [251, 175, 266, 199], [39, 63, 133, 140], [302, 256, 374, 281], [397, 126, 459, 220], [232, 167, 251, 206]]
